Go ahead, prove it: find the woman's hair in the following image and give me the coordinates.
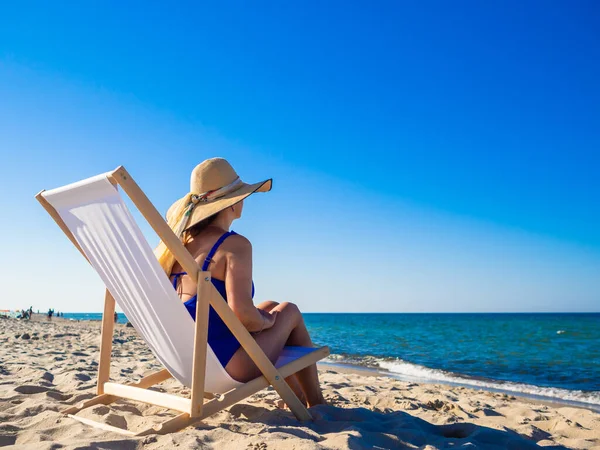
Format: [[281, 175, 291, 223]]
[[154, 201, 220, 275], [186, 214, 217, 238]]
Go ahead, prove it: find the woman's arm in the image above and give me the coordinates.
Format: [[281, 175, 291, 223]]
[[225, 235, 275, 332]]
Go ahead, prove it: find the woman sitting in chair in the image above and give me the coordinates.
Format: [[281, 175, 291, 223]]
[[155, 158, 326, 407]]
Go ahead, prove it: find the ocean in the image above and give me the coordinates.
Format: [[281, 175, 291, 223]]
[[62, 312, 600, 411]]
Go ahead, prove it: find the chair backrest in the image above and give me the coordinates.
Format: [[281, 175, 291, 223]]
[[42, 173, 242, 393]]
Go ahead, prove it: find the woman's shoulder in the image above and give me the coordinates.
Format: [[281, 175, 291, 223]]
[[225, 232, 252, 253]]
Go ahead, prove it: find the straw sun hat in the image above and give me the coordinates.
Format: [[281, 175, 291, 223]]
[[166, 158, 272, 237]]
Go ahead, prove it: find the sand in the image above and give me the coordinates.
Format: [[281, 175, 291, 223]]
[[1, 316, 599, 449]]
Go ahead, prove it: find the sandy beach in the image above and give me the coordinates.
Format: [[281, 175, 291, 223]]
[[1, 316, 598, 450]]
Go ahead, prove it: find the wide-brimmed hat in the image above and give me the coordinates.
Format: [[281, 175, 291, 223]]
[[166, 158, 272, 236]]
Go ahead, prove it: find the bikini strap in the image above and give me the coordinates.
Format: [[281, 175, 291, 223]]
[[170, 272, 186, 289], [202, 231, 237, 271]]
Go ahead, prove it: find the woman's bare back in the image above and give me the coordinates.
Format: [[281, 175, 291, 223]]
[[170, 226, 248, 301]]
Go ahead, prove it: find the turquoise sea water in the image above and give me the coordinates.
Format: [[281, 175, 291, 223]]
[[63, 312, 600, 409]]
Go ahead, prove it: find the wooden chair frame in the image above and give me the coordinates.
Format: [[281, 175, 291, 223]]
[[36, 166, 330, 436]]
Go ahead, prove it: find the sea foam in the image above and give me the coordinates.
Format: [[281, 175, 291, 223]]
[[323, 354, 600, 410]]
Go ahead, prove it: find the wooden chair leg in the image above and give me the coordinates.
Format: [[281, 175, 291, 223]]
[[62, 393, 117, 415], [63, 368, 172, 415], [97, 290, 116, 395], [136, 413, 197, 436], [189, 272, 210, 418], [68, 414, 137, 436]]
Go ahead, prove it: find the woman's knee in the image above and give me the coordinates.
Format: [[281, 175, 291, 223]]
[[276, 302, 302, 322]]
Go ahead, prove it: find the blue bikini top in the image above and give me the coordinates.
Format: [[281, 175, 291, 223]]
[[170, 230, 254, 305]]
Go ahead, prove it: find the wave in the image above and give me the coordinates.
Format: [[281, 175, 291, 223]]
[[323, 354, 600, 410]]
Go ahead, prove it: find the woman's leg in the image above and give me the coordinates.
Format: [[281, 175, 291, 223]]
[[226, 302, 325, 407], [268, 302, 325, 407], [255, 301, 306, 406]]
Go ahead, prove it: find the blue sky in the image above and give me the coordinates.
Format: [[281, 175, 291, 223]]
[[1, 1, 598, 312]]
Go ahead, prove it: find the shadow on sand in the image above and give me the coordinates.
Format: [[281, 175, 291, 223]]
[[225, 403, 570, 449]]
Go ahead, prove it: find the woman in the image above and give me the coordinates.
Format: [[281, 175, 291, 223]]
[[155, 157, 326, 408]]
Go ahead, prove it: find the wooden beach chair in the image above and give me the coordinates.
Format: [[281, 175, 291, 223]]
[[35, 166, 330, 436]]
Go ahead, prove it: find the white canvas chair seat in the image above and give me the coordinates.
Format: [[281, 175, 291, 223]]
[[43, 173, 241, 393], [37, 167, 329, 435]]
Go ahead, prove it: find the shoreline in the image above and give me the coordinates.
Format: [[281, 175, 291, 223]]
[[320, 361, 600, 415]]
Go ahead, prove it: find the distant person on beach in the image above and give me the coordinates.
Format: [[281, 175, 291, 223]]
[[114, 311, 118, 323], [155, 158, 325, 407]]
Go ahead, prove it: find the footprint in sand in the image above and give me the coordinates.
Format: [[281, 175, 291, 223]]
[[105, 413, 128, 430], [14, 385, 50, 394], [41, 372, 54, 382], [247, 443, 267, 450], [0, 436, 17, 446], [73, 373, 91, 382], [112, 404, 142, 416], [92, 405, 110, 415], [45, 391, 73, 401]]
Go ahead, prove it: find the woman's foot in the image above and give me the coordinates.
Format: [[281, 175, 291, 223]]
[[277, 390, 308, 410]]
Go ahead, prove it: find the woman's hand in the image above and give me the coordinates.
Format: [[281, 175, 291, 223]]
[[258, 308, 278, 331]]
